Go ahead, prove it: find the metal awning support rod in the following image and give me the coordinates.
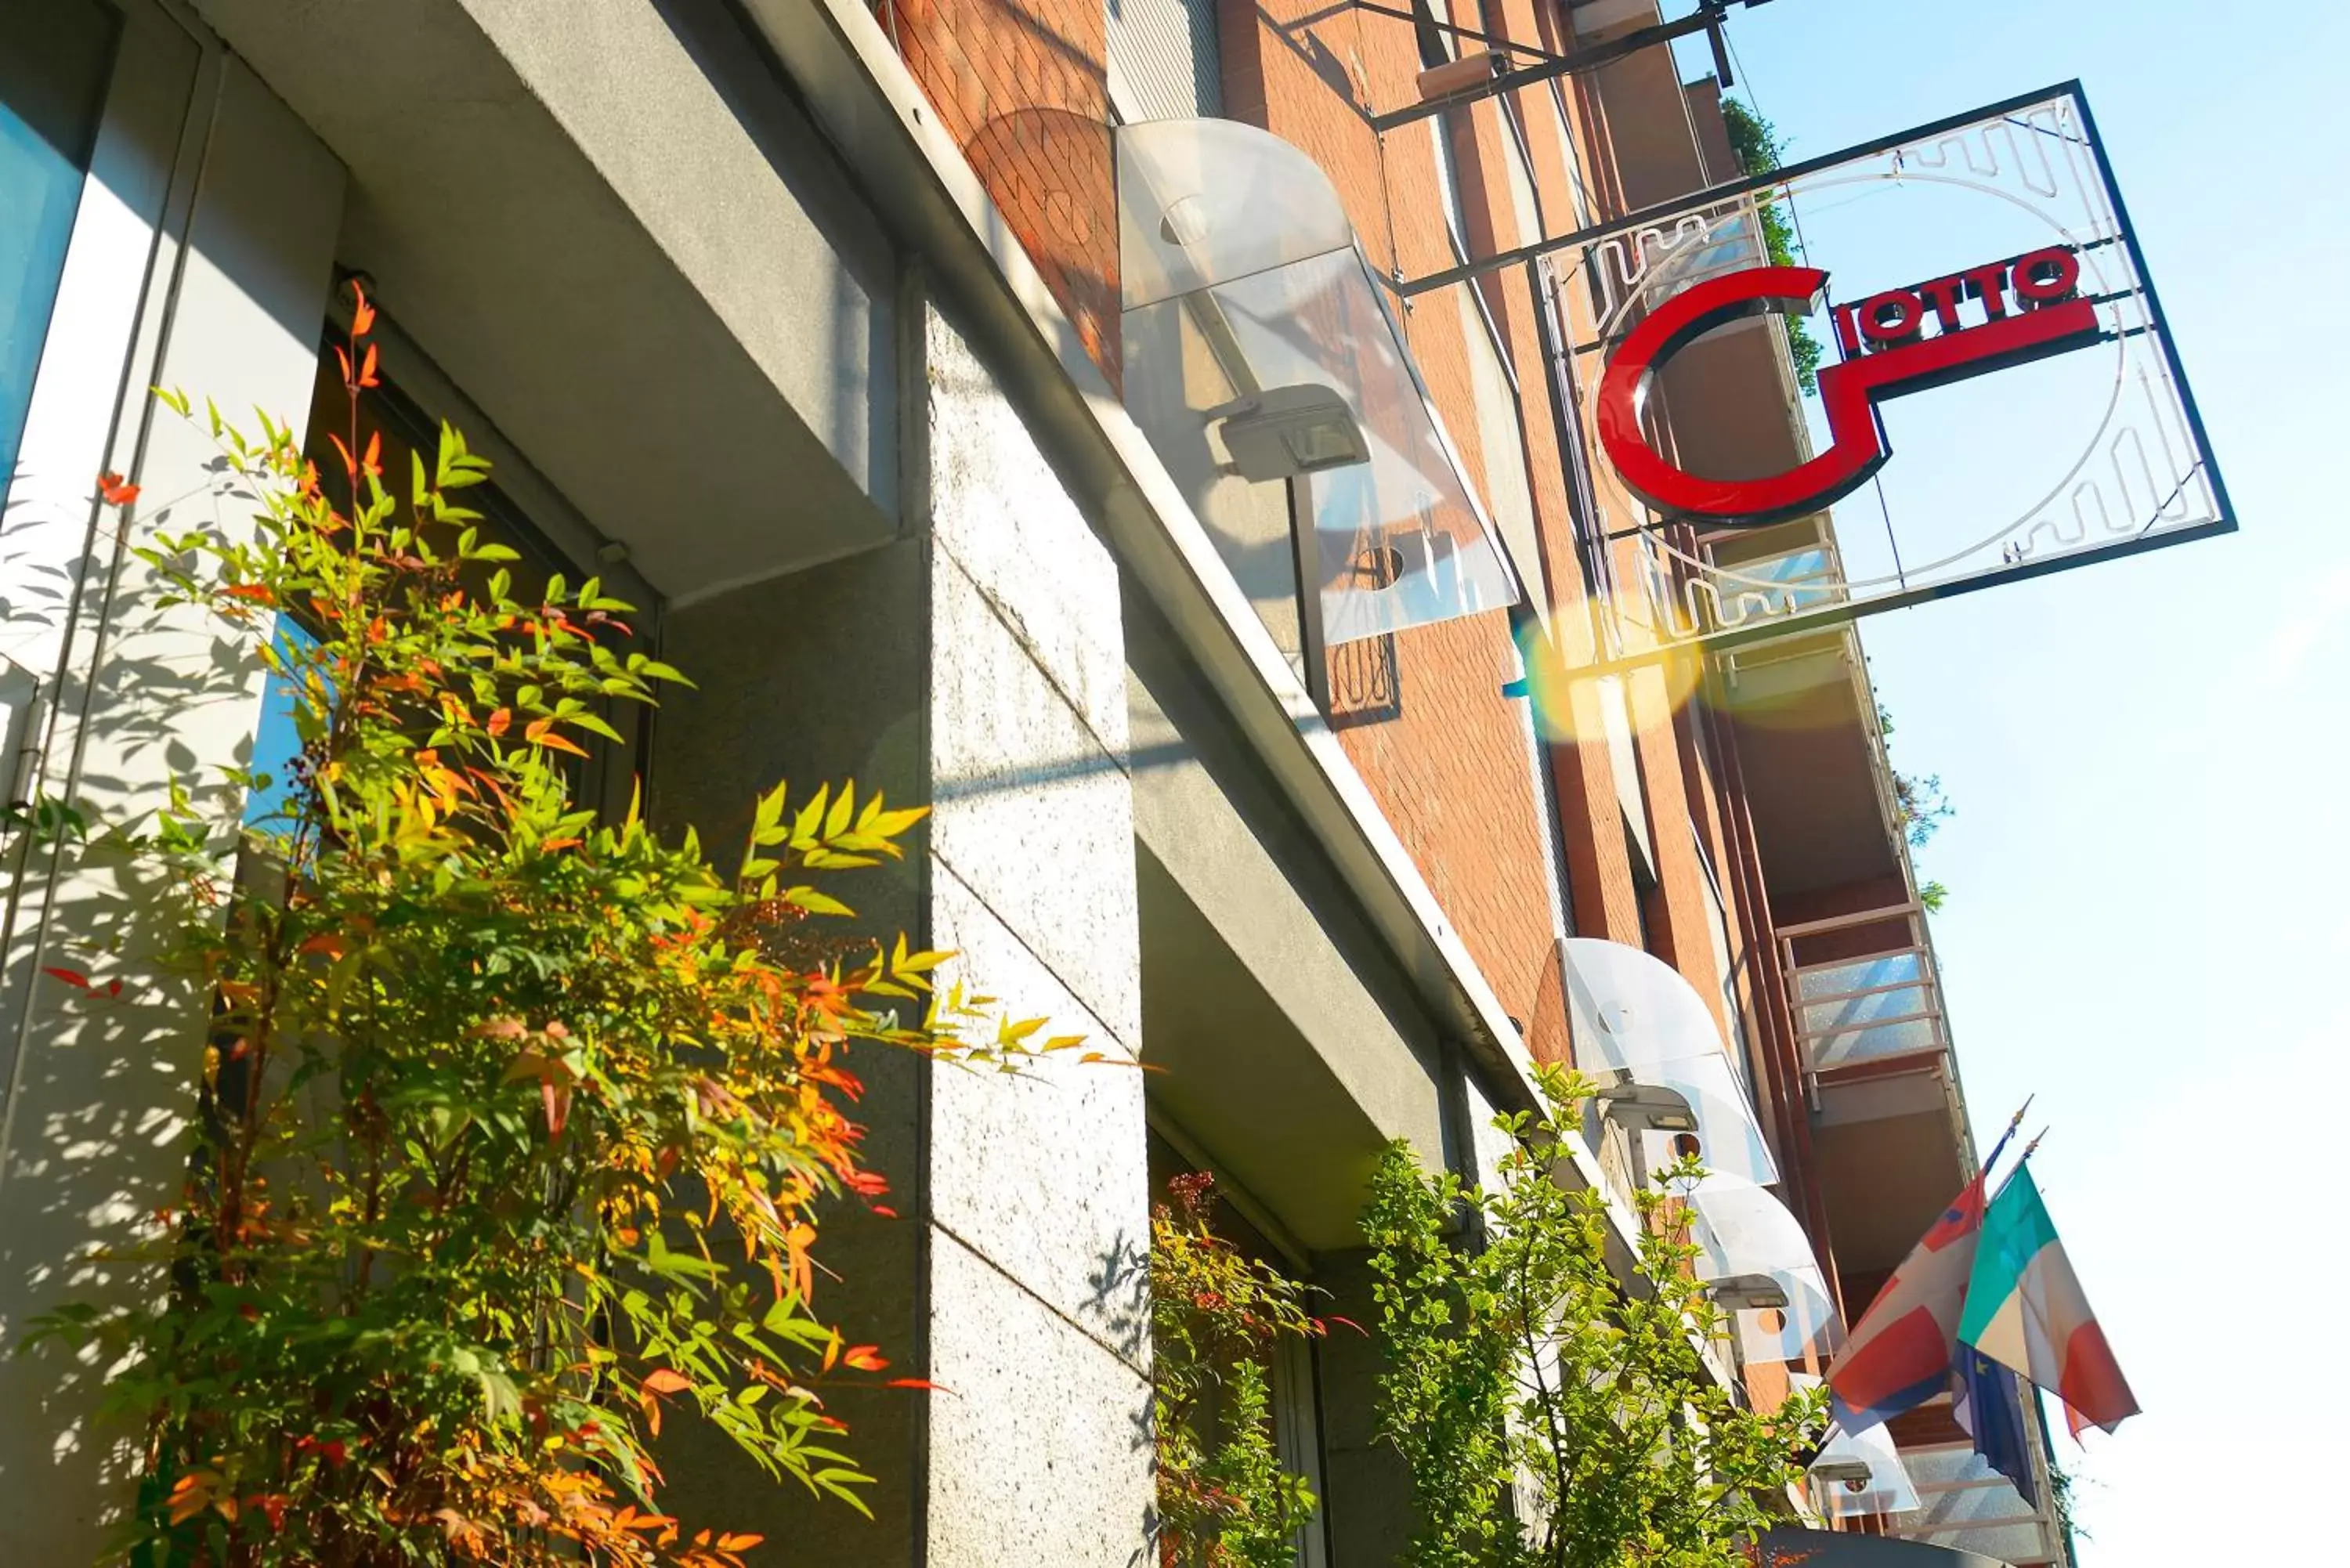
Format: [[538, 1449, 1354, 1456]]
[[1395, 77, 2089, 297], [1347, 1, 1570, 67], [1366, 4, 1734, 134]]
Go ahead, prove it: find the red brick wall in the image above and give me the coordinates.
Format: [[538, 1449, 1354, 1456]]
[[880, 0, 1776, 1069], [883, 0, 1121, 378]]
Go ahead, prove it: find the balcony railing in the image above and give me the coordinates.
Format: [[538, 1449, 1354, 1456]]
[[1776, 901, 1950, 1105]]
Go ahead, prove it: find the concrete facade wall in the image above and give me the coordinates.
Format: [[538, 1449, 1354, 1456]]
[[650, 305, 1154, 1566]]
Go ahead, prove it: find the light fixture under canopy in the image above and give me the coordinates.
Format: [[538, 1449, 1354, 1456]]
[[1560, 938, 1778, 1186], [1117, 117, 1520, 645], [1683, 1170, 1841, 1366]]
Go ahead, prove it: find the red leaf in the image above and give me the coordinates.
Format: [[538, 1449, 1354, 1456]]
[[485, 707, 512, 737], [540, 1078, 571, 1137], [884, 1378, 949, 1393], [640, 1369, 692, 1396], [42, 966, 90, 990], [96, 471, 140, 507]]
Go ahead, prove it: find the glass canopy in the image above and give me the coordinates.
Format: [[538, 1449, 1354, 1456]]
[[1560, 938, 1778, 1186], [1800, 1389, 1923, 1519], [1118, 117, 1520, 645], [1684, 1171, 1840, 1365]]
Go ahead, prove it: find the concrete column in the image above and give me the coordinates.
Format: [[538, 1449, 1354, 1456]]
[[649, 303, 1152, 1566], [0, 43, 345, 1562]]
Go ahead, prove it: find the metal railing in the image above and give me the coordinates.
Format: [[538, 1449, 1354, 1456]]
[[1775, 900, 1950, 1107]]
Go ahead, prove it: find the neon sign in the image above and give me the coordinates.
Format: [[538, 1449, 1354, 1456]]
[[1596, 247, 2101, 529]]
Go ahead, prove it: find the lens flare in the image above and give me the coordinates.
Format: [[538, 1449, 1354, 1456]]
[[1514, 601, 1708, 749]]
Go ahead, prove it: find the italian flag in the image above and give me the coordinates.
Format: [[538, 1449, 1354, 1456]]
[[1958, 1167, 2139, 1436]]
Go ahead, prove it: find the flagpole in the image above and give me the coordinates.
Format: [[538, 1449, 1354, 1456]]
[[1990, 1127, 2049, 1201], [1980, 1097, 2035, 1183]]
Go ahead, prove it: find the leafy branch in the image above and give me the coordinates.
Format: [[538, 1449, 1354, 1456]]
[[1151, 1172, 1330, 1568], [1362, 1068, 1826, 1568], [21, 287, 1070, 1567], [1720, 97, 1824, 397]]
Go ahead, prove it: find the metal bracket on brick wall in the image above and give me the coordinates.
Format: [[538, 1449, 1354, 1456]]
[[1358, 0, 1771, 135]]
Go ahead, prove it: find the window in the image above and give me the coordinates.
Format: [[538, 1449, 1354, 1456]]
[[1147, 1129, 1329, 1567], [1690, 818, 1754, 1091], [1104, 0, 1222, 122], [244, 320, 648, 836], [0, 0, 116, 510]]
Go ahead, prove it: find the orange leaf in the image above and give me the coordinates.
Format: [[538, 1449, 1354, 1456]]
[[640, 1368, 692, 1396], [361, 431, 381, 479], [485, 707, 512, 737], [538, 836, 582, 854], [716, 1534, 765, 1552], [358, 342, 380, 388], [350, 281, 376, 337], [884, 1378, 948, 1393], [524, 718, 588, 757], [328, 433, 358, 479], [96, 471, 140, 507], [42, 966, 90, 990], [841, 1345, 888, 1372], [335, 345, 354, 388], [165, 1472, 214, 1526], [298, 932, 349, 959], [224, 583, 275, 605]]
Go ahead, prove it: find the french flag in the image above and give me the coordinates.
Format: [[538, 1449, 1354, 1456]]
[[1824, 1169, 1992, 1434]]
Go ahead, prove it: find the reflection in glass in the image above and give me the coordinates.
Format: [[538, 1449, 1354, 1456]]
[[0, 0, 117, 508]]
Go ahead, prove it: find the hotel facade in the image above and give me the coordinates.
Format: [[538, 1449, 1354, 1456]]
[[0, 1, 2178, 1563]]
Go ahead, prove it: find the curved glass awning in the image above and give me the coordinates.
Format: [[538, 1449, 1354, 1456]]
[[1117, 118, 1520, 645], [1560, 938, 1778, 1186], [1807, 1407, 1922, 1519], [1684, 1172, 1840, 1365]]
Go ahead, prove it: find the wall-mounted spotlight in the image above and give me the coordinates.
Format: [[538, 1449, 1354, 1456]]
[[1596, 1078, 1697, 1134], [1209, 385, 1370, 481]]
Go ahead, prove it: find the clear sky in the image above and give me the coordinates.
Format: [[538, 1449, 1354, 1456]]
[[1693, 2, 2348, 1562]]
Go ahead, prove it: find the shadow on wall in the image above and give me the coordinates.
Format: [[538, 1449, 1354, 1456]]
[[963, 107, 1122, 383], [0, 453, 271, 1528]]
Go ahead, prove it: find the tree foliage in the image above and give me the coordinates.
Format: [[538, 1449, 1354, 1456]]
[[1150, 1172, 1329, 1568], [24, 293, 1065, 1566], [1361, 1068, 1827, 1568], [1719, 97, 1824, 397]]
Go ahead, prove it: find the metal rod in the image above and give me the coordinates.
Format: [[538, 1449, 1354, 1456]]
[[1368, 10, 1722, 134], [1558, 512, 2233, 681], [1348, 0, 1567, 67], [1397, 79, 2095, 296]]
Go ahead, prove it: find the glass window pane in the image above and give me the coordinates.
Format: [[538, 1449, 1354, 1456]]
[[1802, 985, 1931, 1035], [1810, 1017, 1940, 1071], [1795, 951, 1924, 1000], [0, 0, 117, 510]]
